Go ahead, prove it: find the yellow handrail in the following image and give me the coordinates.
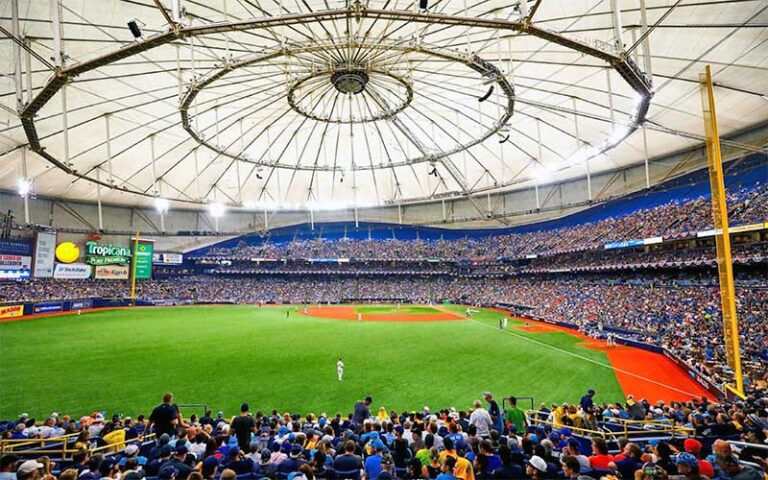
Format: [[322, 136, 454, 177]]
[[0, 433, 155, 459], [524, 410, 693, 440]]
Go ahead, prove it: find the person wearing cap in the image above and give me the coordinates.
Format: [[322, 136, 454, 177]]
[[563, 438, 590, 472], [0, 455, 19, 480], [580, 389, 596, 414], [160, 445, 193, 480], [469, 400, 493, 439], [716, 454, 763, 480], [157, 465, 178, 480], [231, 403, 256, 451], [674, 452, 704, 480], [364, 440, 385, 480], [149, 393, 179, 438], [200, 456, 219, 480], [353, 397, 373, 425], [222, 445, 254, 475], [147, 445, 174, 477], [526, 455, 548, 480], [683, 438, 714, 479], [16, 461, 43, 480], [277, 445, 307, 476]]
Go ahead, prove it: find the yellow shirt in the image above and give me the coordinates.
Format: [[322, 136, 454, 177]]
[[102, 429, 126, 452], [454, 456, 475, 480]]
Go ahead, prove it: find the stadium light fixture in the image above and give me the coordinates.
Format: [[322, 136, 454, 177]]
[[154, 197, 170, 214], [209, 202, 226, 218], [533, 165, 555, 183], [17, 178, 33, 198]]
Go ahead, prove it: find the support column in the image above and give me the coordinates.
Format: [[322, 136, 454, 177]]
[[642, 125, 650, 189], [610, 0, 623, 50], [639, 0, 654, 81], [96, 168, 104, 230], [606, 69, 615, 124], [51, 0, 64, 68]]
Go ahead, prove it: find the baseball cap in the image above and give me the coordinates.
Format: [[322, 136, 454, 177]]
[[240, 403, 249, 412], [228, 446, 240, 457], [675, 453, 698, 469], [18, 460, 44, 474], [174, 445, 188, 455], [260, 451, 271, 463], [527, 455, 547, 473], [125, 444, 140, 456], [558, 428, 572, 437], [158, 466, 179, 480], [290, 444, 302, 457], [683, 438, 702, 455], [202, 456, 220, 469], [365, 396, 373, 403], [159, 445, 173, 457]]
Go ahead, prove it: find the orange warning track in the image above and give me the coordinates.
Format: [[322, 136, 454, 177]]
[[513, 319, 714, 402], [302, 306, 464, 322]]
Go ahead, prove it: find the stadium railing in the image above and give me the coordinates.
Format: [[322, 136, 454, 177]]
[[0, 433, 156, 460], [525, 410, 694, 441]]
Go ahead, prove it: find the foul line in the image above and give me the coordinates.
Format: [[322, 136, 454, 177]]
[[467, 317, 706, 399]]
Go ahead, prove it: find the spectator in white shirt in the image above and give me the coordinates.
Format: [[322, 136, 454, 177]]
[[469, 400, 493, 438]]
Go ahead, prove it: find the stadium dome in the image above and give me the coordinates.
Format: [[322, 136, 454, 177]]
[[1, 0, 766, 215]]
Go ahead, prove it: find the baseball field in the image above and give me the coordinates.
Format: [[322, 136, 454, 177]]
[[0, 304, 712, 419]]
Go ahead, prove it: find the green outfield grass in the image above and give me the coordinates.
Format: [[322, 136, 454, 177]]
[[0, 305, 625, 419]]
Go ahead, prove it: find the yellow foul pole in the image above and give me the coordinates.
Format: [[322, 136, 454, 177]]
[[130, 231, 140, 305], [699, 65, 744, 399]]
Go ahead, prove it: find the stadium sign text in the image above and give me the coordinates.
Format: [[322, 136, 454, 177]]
[[85, 242, 131, 266]]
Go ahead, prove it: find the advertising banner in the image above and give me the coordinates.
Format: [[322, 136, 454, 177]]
[[94, 264, 130, 280], [0, 270, 30, 280], [33, 232, 57, 278], [604, 239, 644, 250], [71, 299, 93, 309], [0, 304, 24, 319], [53, 263, 92, 279], [132, 239, 154, 279], [0, 254, 32, 271], [153, 253, 184, 265], [0, 240, 33, 256], [33, 302, 63, 314], [85, 241, 131, 266]]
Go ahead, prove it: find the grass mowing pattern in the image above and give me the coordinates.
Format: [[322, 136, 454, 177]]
[[0, 305, 624, 419]]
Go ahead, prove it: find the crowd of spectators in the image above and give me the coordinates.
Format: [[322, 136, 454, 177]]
[[196, 184, 767, 261], [2, 389, 768, 480]]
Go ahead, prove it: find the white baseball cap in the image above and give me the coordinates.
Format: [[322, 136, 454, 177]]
[[18, 460, 44, 474]]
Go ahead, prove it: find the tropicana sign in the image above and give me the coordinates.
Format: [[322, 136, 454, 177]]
[[85, 241, 131, 266]]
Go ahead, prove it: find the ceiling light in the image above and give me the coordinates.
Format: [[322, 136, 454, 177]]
[[208, 202, 225, 218], [17, 178, 32, 198], [154, 197, 169, 214], [532, 165, 554, 183]]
